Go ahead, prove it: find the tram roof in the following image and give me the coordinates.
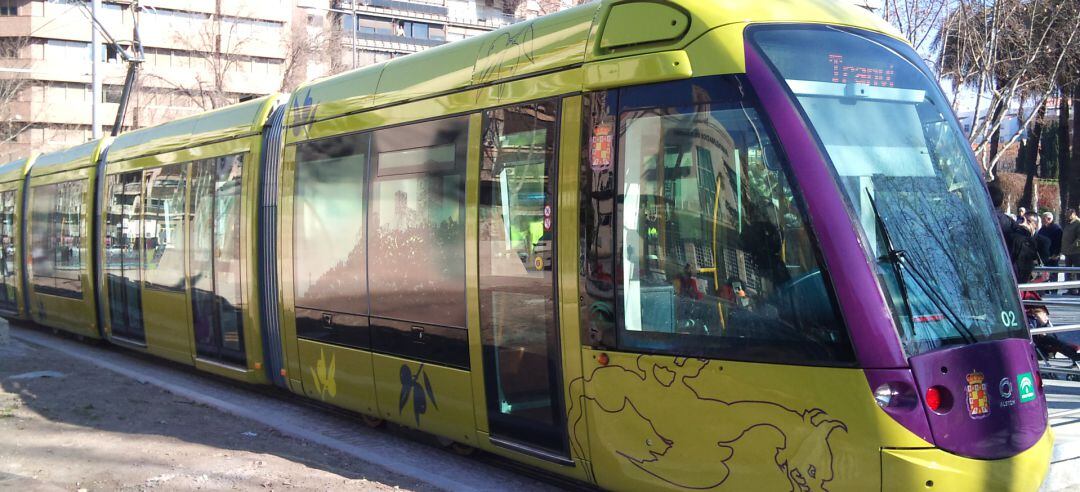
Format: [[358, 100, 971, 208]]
[[285, 0, 897, 128], [105, 95, 280, 163], [30, 139, 108, 178], [0, 155, 33, 184]]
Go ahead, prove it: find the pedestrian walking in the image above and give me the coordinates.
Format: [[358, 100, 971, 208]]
[[1062, 208, 1080, 294], [1039, 212, 1063, 266], [1027, 212, 1052, 266], [1007, 214, 1041, 284], [987, 183, 1013, 237]]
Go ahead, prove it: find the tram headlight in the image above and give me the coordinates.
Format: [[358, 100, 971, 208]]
[[874, 383, 899, 408]]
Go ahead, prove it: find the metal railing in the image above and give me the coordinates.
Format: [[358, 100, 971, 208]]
[[1020, 266, 1080, 383]]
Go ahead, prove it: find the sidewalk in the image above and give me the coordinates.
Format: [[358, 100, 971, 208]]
[[0, 332, 434, 491], [1, 323, 553, 492]]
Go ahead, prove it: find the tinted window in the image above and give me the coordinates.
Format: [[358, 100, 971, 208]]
[[191, 154, 246, 364], [30, 184, 56, 292], [30, 180, 86, 298], [593, 77, 853, 364], [54, 180, 85, 295], [479, 100, 566, 449], [0, 190, 16, 308], [368, 116, 467, 327], [294, 133, 368, 314], [104, 171, 143, 338], [143, 164, 187, 290]]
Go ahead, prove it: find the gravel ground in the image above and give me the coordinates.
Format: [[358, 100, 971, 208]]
[[0, 336, 432, 492]]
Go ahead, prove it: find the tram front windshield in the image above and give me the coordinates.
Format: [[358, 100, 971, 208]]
[[752, 26, 1028, 356]]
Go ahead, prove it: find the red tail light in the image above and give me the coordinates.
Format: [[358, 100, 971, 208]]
[[925, 387, 942, 411]]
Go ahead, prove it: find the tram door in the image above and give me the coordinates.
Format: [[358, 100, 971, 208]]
[[478, 100, 569, 457], [189, 155, 247, 365], [104, 171, 145, 342]]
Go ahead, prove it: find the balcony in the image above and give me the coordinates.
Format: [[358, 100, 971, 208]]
[[359, 0, 449, 16], [351, 31, 447, 49]]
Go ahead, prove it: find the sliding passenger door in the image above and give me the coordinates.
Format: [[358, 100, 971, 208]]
[[104, 171, 144, 342], [478, 100, 569, 458], [190, 155, 246, 365], [0, 189, 18, 311]]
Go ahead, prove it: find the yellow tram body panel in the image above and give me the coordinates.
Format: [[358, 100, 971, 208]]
[[26, 139, 108, 338], [101, 96, 280, 384], [881, 429, 1052, 492], [0, 155, 34, 320]]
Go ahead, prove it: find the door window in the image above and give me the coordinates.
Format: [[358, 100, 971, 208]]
[[0, 190, 16, 308], [191, 154, 246, 364], [104, 171, 143, 339], [479, 100, 567, 453], [143, 164, 187, 290]]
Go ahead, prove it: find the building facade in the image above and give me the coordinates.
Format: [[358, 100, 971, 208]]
[[0, 0, 556, 162]]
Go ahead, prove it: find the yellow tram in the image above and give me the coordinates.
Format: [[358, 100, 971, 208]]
[[1, 1, 1053, 490]]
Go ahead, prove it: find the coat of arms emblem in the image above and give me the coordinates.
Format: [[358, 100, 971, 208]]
[[966, 371, 990, 418]]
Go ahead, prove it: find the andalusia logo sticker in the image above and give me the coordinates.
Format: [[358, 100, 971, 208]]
[[966, 371, 990, 418], [1017, 372, 1036, 403]]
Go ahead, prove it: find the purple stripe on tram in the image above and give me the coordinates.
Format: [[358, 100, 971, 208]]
[[908, 338, 1048, 459], [743, 45, 905, 369]]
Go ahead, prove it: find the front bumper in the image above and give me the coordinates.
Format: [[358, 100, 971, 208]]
[[882, 429, 1053, 492]]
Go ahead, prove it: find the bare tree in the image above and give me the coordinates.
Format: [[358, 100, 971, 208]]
[[144, 4, 266, 110], [0, 36, 34, 159], [280, 10, 329, 93], [936, 0, 1080, 177], [881, 0, 951, 54]]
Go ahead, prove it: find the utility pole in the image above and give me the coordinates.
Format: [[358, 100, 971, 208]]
[[91, 0, 102, 139], [351, 1, 358, 69]]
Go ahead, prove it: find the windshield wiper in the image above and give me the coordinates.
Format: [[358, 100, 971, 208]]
[[865, 190, 977, 345]]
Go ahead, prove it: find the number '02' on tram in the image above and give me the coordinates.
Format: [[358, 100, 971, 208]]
[[0, 0, 1052, 490]]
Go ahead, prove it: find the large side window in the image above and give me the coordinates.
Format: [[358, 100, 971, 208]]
[[30, 180, 86, 299], [293, 132, 370, 348], [0, 190, 16, 308], [104, 171, 143, 338], [586, 77, 853, 364], [143, 164, 187, 290], [368, 116, 467, 327], [30, 184, 57, 294], [54, 180, 85, 295]]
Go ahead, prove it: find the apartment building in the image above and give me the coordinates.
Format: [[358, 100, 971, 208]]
[[0, 0, 550, 162]]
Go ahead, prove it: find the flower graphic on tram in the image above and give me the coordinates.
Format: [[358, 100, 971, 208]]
[[310, 349, 336, 400], [399, 363, 438, 427], [568, 356, 848, 491]]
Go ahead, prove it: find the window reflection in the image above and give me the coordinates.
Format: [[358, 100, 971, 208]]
[[616, 92, 851, 363], [30, 180, 85, 298], [368, 117, 467, 327], [143, 164, 187, 290], [191, 154, 246, 363], [105, 171, 143, 338], [294, 133, 368, 315], [479, 100, 564, 449], [0, 190, 16, 308]]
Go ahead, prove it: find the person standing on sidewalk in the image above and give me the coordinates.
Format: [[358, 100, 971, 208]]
[[1040, 212, 1063, 266], [1061, 208, 1080, 294]]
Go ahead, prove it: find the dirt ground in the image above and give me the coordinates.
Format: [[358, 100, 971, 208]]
[[0, 336, 432, 492]]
